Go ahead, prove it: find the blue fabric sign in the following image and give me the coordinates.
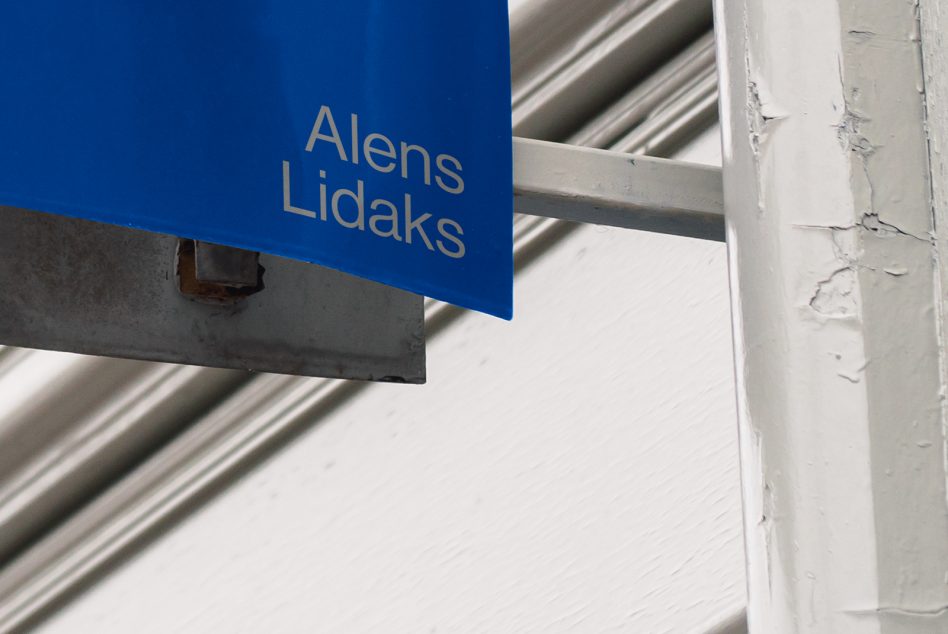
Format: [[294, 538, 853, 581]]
[[0, 2, 513, 318]]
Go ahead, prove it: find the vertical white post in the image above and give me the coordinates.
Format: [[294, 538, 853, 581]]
[[714, 1, 948, 633]]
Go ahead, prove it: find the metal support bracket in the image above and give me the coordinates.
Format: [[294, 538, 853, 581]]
[[0, 138, 720, 380], [513, 137, 725, 242]]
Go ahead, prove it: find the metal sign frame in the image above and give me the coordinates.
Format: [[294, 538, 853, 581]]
[[0, 206, 426, 383]]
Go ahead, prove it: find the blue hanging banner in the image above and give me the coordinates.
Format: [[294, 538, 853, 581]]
[[0, 2, 513, 318]]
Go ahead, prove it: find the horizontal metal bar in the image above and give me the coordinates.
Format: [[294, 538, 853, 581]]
[[513, 137, 725, 242]]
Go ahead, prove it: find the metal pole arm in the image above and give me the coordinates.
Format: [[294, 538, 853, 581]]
[[513, 137, 724, 242]]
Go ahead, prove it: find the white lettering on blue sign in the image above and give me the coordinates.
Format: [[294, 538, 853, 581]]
[[283, 106, 466, 259]]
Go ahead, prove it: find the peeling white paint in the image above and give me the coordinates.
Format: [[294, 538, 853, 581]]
[[810, 268, 858, 319], [716, 0, 948, 631]]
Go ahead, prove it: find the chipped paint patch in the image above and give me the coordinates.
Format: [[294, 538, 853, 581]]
[[883, 266, 909, 277], [810, 268, 858, 318]]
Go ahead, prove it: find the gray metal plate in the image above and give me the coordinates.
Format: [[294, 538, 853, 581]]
[[0, 206, 425, 382]]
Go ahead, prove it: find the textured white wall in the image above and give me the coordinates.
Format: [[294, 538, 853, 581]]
[[38, 128, 745, 634]]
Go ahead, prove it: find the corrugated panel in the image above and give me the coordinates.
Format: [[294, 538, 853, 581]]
[[0, 1, 733, 631]]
